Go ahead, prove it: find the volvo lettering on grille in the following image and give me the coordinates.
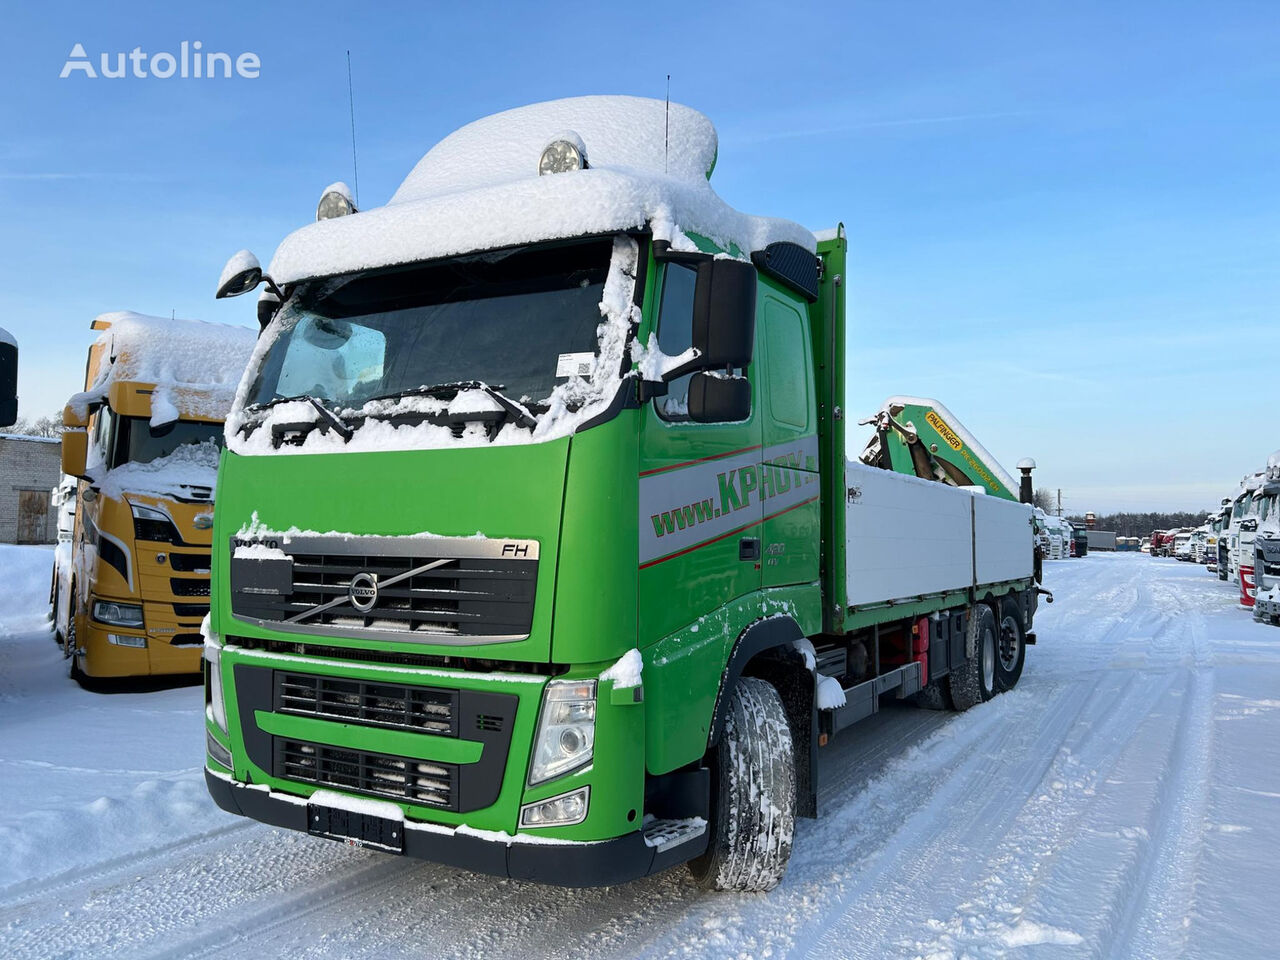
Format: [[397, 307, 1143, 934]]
[[348, 572, 379, 612]]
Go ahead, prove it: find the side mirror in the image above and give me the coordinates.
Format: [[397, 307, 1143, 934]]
[[692, 259, 757, 368], [217, 249, 266, 299], [61, 428, 88, 479], [0, 335, 16, 428], [62, 401, 89, 430], [688, 372, 750, 423], [257, 288, 282, 330], [1241, 518, 1258, 533]]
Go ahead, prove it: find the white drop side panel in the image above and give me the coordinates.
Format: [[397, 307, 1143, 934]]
[[973, 495, 1034, 584], [845, 461, 974, 607]]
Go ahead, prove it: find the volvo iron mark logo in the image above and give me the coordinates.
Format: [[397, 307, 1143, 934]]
[[193, 512, 214, 530], [348, 572, 379, 613]]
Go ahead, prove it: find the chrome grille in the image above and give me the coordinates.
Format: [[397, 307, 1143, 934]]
[[230, 534, 538, 645]]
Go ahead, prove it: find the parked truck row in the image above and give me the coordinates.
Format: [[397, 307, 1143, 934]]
[[1149, 451, 1280, 621]]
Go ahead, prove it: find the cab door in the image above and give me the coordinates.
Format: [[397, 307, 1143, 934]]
[[637, 259, 762, 644], [755, 290, 821, 589]]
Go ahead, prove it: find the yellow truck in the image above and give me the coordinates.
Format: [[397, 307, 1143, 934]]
[[57, 311, 255, 681]]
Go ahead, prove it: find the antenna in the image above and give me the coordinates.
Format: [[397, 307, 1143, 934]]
[[347, 50, 360, 206], [664, 74, 670, 174]]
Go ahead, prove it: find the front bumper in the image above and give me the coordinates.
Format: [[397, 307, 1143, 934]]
[[205, 768, 701, 886], [1255, 590, 1280, 622]]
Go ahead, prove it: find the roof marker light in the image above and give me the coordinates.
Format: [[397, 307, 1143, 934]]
[[316, 181, 357, 220], [538, 132, 588, 176]]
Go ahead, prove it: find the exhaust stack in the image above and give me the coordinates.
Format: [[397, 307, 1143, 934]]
[[1017, 458, 1036, 505]]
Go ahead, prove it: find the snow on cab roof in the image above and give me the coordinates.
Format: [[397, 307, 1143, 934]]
[[268, 95, 815, 286], [69, 311, 256, 424]]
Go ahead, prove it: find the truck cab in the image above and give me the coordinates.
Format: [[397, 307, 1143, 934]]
[[58, 313, 254, 679]]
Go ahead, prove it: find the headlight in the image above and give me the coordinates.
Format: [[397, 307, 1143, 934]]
[[92, 599, 144, 627], [204, 616, 228, 733], [528, 679, 596, 785]]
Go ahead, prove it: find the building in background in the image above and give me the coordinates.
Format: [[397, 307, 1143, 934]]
[[0, 434, 61, 543]]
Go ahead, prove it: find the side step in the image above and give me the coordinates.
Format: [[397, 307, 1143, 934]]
[[642, 816, 707, 853], [820, 661, 923, 739]]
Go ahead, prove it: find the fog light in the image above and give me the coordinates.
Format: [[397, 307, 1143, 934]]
[[206, 730, 232, 770], [520, 786, 589, 828], [107, 634, 147, 648]]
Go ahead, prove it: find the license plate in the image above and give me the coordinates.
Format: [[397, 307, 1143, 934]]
[[307, 803, 405, 854]]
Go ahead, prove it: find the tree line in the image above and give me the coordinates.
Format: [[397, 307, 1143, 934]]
[[4, 413, 66, 438], [1065, 511, 1212, 537]]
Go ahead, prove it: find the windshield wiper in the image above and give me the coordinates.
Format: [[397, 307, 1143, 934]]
[[244, 394, 354, 444], [362, 381, 538, 431], [299, 395, 355, 441]]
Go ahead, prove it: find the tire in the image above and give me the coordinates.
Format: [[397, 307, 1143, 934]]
[[916, 679, 953, 711], [948, 605, 997, 712], [688, 678, 796, 892], [995, 599, 1026, 692], [66, 595, 87, 685]]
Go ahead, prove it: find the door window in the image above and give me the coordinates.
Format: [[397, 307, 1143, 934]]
[[653, 263, 698, 422]]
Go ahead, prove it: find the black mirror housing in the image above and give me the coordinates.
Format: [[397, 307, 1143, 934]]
[[688, 372, 750, 423], [0, 340, 16, 428], [692, 259, 756, 368]]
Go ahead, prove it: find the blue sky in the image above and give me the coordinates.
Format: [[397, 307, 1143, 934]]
[[1, 1, 1276, 512]]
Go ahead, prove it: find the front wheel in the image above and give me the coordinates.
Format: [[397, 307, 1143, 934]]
[[688, 678, 795, 892]]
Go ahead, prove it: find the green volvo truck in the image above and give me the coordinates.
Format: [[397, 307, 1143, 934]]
[[203, 96, 1039, 891]]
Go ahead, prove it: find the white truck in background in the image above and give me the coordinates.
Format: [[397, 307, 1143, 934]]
[[1254, 451, 1280, 624]]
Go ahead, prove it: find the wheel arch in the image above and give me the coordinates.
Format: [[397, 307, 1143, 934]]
[[708, 615, 818, 818]]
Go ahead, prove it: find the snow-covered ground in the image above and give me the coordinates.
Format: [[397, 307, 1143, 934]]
[[1, 547, 1277, 959]]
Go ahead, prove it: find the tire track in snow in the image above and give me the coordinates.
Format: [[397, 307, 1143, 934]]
[[797, 668, 1147, 959]]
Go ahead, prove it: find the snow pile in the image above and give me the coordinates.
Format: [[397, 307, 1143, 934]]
[[228, 236, 642, 456], [267, 96, 814, 286], [67, 312, 257, 423], [630, 333, 699, 381], [816, 675, 847, 709], [394, 96, 719, 200], [97, 438, 220, 500], [600, 648, 643, 689]]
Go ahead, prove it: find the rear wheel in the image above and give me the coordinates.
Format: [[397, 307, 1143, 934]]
[[916, 679, 953, 710], [688, 678, 795, 892], [948, 605, 997, 711], [995, 600, 1026, 691]]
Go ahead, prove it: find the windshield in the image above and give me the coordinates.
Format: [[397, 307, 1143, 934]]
[[247, 238, 615, 412], [111, 415, 224, 468]]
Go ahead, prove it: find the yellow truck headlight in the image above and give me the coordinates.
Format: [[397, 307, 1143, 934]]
[[92, 599, 144, 627]]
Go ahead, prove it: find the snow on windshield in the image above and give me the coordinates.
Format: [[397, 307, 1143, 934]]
[[227, 236, 641, 456], [97, 438, 220, 500]]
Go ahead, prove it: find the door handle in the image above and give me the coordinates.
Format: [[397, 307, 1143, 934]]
[[739, 537, 761, 562]]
